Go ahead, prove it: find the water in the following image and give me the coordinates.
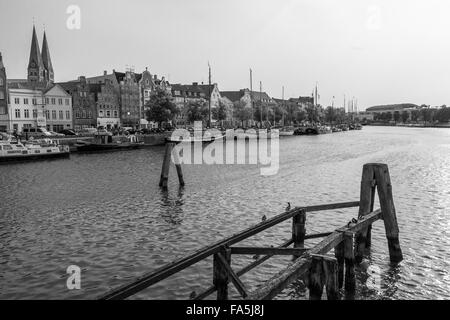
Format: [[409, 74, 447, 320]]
[[0, 126, 449, 300]]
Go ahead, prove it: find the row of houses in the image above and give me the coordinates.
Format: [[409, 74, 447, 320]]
[[0, 26, 316, 133]]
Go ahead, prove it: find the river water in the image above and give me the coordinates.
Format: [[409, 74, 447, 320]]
[[0, 126, 449, 300]]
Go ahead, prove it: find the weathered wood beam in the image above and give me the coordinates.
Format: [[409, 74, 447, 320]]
[[216, 252, 248, 299], [230, 247, 309, 256], [214, 247, 231, 300]]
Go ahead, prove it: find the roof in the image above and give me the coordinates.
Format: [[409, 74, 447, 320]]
[[220, 90, 246, 102], [366, 104, 419, 112]]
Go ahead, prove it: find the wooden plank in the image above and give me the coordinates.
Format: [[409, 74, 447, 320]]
[[158, 142, 174, 188], [292, 209, 306, 252], [304, 201, 360, 213], [344, 232, 355, 293], [230, 247, 309, 256], [334, 242, 345, 289], [322, 257, 339, 300], [213, 247, 231, 300], [217, 252, 248, 298], [308, 256, 325, 300], [304, 232, 332, 239], [171, 146, 185, 186], [355, 164, 376, 263], [373, 164, 403, 263]]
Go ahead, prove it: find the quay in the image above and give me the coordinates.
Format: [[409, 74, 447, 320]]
[[99, 163, 402, 300]]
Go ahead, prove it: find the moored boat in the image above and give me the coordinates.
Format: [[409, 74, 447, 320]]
[[0, 138, 70, 163], [75, 132, 143, 152]]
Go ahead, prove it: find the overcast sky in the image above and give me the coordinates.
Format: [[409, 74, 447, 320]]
[[1, 0, 450, 109]]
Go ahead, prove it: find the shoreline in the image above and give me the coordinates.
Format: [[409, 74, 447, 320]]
[[366, 123, 450, 128]]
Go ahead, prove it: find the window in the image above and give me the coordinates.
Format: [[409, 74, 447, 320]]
[[33, 109, 38, 118], [0, 91, 4, 100], [15, 109, 20, 118], [24, 109, 30, 119], [45, 110, 50, 119], [51, 98, 55, 104], [106, 110, 111, 117], [81, 111, 86, 118], [0, 78, 3, 86], [65, 99, 70, 105], [52, 110, 57, 119], [75, 111, 80, 119], [113, 110, 118, 117], [24, 98, 29, 104], [14, 98, 20, 104], [99, 110, 104, 117], [66, 111, 70, 119], [59, 110, 63, 119], [58, 98, 63, 105], [88, 111, 92, 118], [45, 98, 49, 104]]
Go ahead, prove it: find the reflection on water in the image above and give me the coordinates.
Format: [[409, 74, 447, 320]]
[[1, 126, 450, 299]]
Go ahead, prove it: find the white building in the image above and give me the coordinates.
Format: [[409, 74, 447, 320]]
[[7, 83, 72, 133]]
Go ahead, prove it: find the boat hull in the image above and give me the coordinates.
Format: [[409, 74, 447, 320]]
[[75, 143, 143, 153], [0, 151, 70, 164]]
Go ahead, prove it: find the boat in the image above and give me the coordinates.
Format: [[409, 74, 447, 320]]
[[75, 132, 143, 152], [278, 126, 295, 136], [0, 138, 70, 163]]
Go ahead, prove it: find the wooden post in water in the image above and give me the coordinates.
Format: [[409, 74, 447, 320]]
[[308, 255, 324, 300], [355, 164, 376, 263], [344, 232, 355, 293], [292, 209, 306, 255], [334, 241, 345, 289], [213, 246, 231, 300], [159, 142, 184, 189], [323, 256, 339, 300], [373, 164, 403, 263]]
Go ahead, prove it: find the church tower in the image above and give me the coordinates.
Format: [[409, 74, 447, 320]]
[[0, 52, 8, 115], [27, 25, 45, 85], [41, 31, 54, 85]]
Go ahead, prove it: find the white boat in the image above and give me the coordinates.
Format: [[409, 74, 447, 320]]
[[278, 126, 295, 136], [0, 138, 70, 163]]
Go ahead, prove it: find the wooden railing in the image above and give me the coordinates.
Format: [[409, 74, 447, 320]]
[[99, 163, 402, 300]]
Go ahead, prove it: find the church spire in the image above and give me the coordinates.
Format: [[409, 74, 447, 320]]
[[41, 31, 54, 84], [27, 25, 45, 84]]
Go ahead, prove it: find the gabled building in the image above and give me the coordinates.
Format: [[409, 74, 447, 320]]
[[59, 76, 97, 130]]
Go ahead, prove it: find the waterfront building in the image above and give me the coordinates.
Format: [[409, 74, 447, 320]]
[[87, 69, 169, 129], [365, 104, 420, 122], [90, 79, 121, 129], [171, 82, 209, 126], [59, 76, 97, 130]]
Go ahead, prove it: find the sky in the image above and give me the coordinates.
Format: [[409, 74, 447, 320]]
[[1, 0, 450, 110]]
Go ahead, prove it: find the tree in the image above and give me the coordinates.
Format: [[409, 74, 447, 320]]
[[186, 100, 209, 123], [233, 100, 252, 127], [295, 109, 307, 123], [324, 106, 336, 124], [306, 104, 319, 123], [411, 110, 420, 122], [212, 99, 228, 123], [401, 111, 409, 123], [393, 111, 400, 123], [146, 88, 178, 127]]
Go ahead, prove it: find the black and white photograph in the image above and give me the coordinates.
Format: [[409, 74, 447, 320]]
[[0, 0, 449, 309]]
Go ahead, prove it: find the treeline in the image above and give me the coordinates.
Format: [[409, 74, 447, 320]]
[[373, 105, 450, 124]]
